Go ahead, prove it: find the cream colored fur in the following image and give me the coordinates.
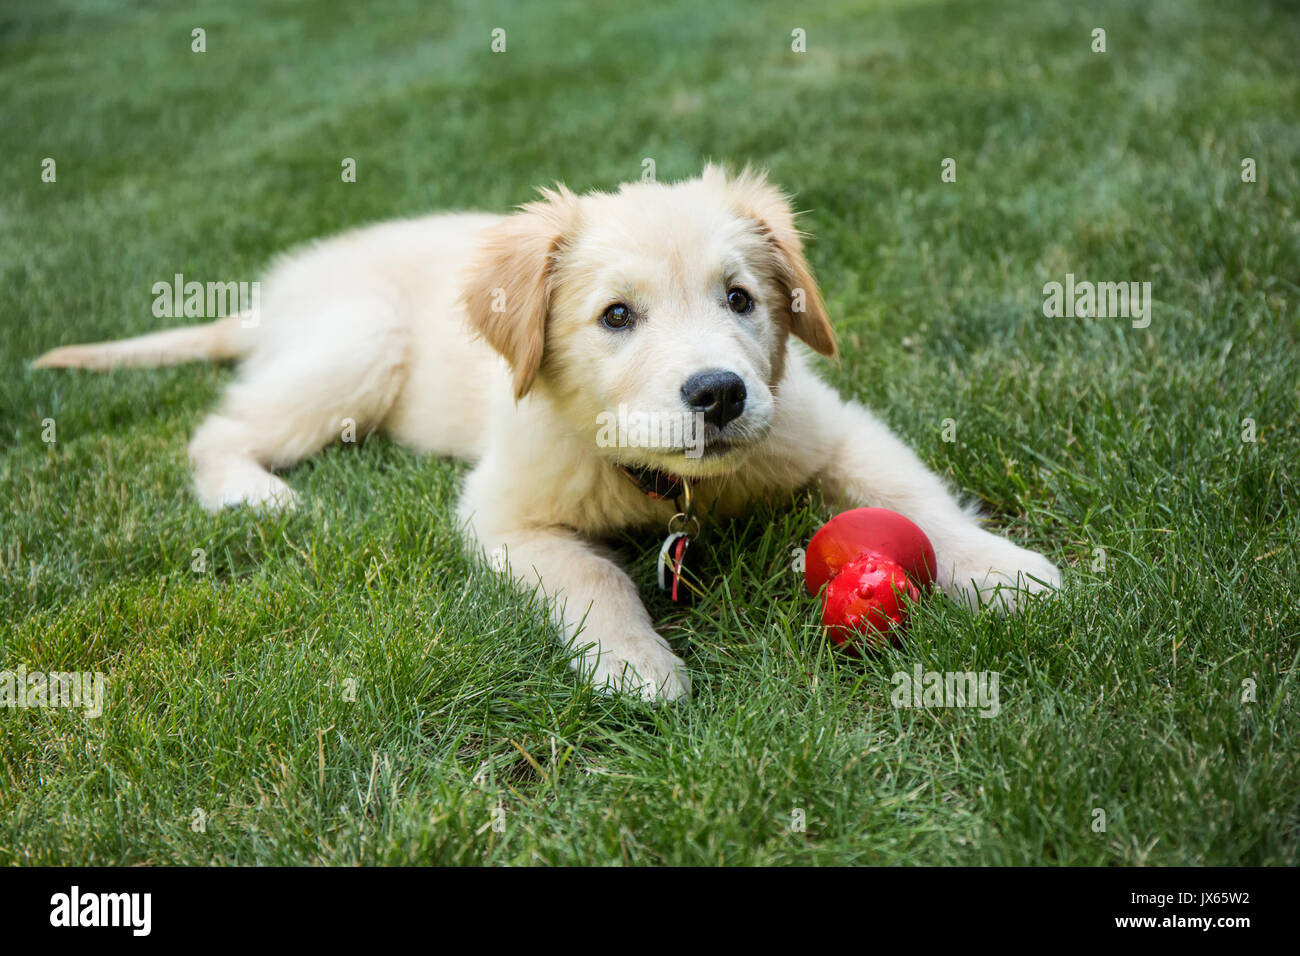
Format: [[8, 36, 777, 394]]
[[33, 166, 1060, 701]]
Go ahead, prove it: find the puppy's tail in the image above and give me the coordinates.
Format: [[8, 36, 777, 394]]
[[31, 312, 253, 370]]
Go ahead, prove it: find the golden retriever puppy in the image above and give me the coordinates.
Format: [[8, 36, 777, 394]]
[[33, 165, 1060, 701]]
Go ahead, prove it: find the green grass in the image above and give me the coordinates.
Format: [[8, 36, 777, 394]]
[[2, 0, 1298, 865]]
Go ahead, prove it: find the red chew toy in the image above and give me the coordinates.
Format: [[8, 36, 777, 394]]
[[821, 553, 919, 649], [805, 508, 936, 650], [805, 507, 937, 594]]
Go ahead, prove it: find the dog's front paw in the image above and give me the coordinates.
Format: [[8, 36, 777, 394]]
[[942, 529, 1061, 614], [582, 632, 691, 703]]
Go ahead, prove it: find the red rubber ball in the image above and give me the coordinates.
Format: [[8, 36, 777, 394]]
[[821, 552, 919, 650], [805, 507, 936, 596]]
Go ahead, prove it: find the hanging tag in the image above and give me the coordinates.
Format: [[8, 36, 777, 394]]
[[656, 479, 703, 602], [657, 530, 700, 602]]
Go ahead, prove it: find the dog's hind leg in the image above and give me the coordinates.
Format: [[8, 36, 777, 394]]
[[188, 299, 409, 512], [189, 400, 304, 512]]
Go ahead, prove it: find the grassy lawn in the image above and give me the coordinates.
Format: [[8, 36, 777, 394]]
[[2, 0, 1298, 865]]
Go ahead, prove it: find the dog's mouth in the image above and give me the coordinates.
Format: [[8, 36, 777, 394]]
[[692, 436, 743, 459], [698, 439, 732, 458], [627, 424, 769, 477], [595, 402, 771, 478]]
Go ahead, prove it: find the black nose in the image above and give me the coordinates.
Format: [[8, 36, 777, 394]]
[[681, 369, 747, 429]]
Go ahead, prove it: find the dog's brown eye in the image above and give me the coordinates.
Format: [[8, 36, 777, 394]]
[[601, 303, 633, 330], [726, 288, 753, 314]]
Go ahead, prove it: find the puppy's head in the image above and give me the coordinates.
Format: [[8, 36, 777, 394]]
[[462, 165, 836, 478]]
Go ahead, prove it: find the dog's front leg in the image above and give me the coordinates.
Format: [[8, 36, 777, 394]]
[[464, 522, 690, 701], [808, 389, 1061, 612]]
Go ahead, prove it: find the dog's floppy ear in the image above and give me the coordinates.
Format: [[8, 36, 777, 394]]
[[462, 186, 578, 399], [708, 164, 837, 358]]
